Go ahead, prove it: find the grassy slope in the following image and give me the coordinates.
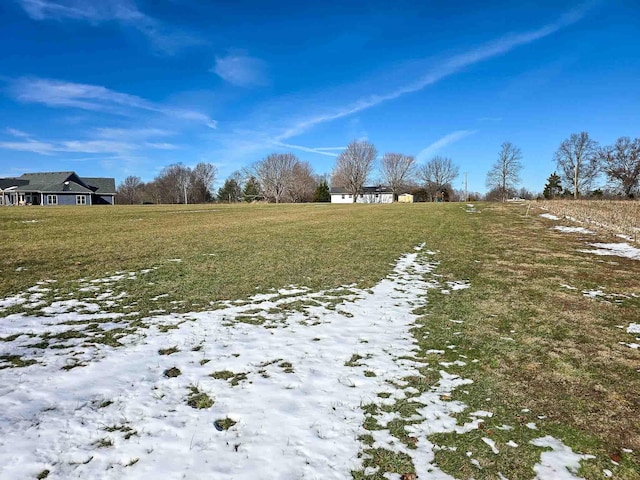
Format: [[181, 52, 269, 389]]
[[1, 202, 638, 478]]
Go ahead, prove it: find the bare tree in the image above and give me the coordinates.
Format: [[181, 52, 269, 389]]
[[142, 180, 162, 204], [288, 161, 316, 203], [255, 153, 299, 203], [598, 137, 640, 197], [554, 132, 600, 199], [117, 176, 144, 205], [381, 153, 416, 200], [190, 162, 217, 203], [155, 163, 192, 204], [332, 140, 377, 203], [486, 142, 523, 202], [418, 156, 459, 202]]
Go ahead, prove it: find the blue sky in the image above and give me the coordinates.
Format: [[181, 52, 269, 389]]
[[0, 0, 638, 194]]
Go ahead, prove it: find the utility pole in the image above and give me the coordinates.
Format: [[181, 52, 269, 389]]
[[464, 172, 468, 202]]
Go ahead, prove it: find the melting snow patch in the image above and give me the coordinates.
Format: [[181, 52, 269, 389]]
[[578, 243, 640, 260], [530, 436, 595, 479], [482, 437, 499, 454], [446, 280, 470, 291], [540, 213, 560, 220], [628, 323, 640, 334], [553, 226, 594, 234]]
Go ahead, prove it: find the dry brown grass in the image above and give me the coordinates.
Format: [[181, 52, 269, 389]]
[[536, 199, 640, 242]]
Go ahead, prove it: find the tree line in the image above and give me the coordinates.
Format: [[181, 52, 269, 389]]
[[116, 140, 467, 204], [485, 133, 640, 202], [116, 132, 640, 205]]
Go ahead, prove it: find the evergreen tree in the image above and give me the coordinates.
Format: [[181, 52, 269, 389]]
[[313, 179, 331, 202], [243, 176, 261, 202], [217, 178, 242, 203], [543, 172, 563, 199]]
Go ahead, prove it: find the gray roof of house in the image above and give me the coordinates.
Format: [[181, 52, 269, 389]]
[[84, 177, 116, 194], [0, 178, 28, 190], [0, 171, 116, 195]]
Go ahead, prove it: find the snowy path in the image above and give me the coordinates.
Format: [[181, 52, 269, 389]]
[[0, 246, 592, 479]]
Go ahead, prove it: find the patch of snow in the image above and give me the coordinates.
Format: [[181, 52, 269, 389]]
[[627, 323, 640, 334], [40, 300, 101, 315], [446, 280, 470, 291], [530, 436, 595, 479], [440, 360, 467, 367], [482, 437, 499, 454], [540, 213, 560, 220], [469, 410, 493, 418], [560, 284, 577, 290], [553, 226, 595, 234], [507, 440, 519, 448], [616, 234, 634, 241], [578, 243, 640, 261], [526, 422, 538, 430]]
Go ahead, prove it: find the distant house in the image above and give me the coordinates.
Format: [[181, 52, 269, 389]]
[[330, 185, 394, 204], [0, 172, 116, 206], [398, 193, 414, 203]]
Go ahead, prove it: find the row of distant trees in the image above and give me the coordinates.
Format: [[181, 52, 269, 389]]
[[116, 140, 468, 204], [485, 133, 640, 202], [116, 133, 639, 205]]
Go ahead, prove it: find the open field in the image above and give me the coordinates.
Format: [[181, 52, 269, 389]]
[[1, 202, 639, 479]]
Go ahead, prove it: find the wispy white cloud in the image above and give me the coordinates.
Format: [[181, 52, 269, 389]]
[[276, 3, 594, 141], [5, 127, 31, 138], [271, 141, 343, 157], [0, 138, 58, 155], [0, 128, 180, 156], [212, 53, 269, 87], [9, 77, 217, 129], [16, 0, 203, 53], [416, 130, 477, 162], [312, 147, 347, 152]]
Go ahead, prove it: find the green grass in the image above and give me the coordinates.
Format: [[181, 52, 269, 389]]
[[186, 385, 214, 409], [1, 202, 639, 478]]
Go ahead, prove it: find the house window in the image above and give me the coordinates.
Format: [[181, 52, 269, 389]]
[[76, 195, 87, 205], [341, 195, 345, 199], [47, 195, 58, 205], [359, 194, 363, 198]]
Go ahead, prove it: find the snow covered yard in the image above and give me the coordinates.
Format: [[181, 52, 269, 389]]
[[0, 245, 598, 480]]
